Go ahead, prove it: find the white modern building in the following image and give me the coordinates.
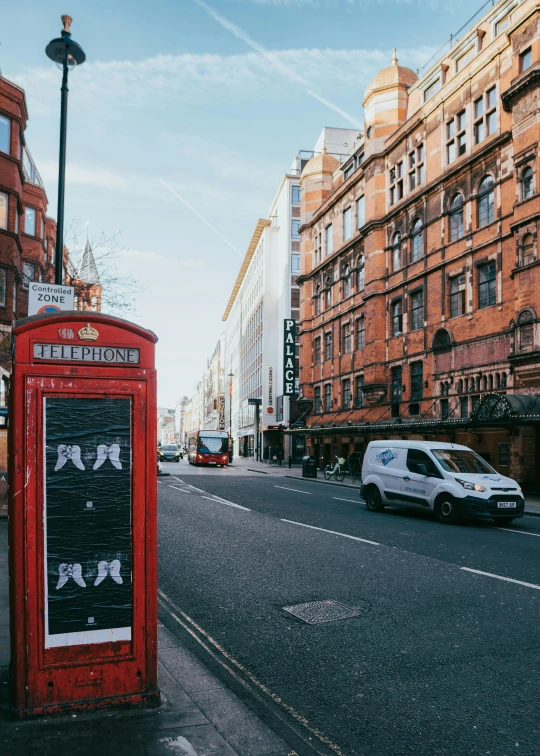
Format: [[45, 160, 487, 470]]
[[223, 128, 359, 461]]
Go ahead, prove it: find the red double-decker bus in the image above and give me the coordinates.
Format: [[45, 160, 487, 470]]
[[187, 430, 229, 467]]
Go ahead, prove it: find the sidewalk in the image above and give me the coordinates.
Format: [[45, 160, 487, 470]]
[[232, 457, 540, 516], [0, 520, 292, 756]]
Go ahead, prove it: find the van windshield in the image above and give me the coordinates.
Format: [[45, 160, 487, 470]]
[[432, 449, 495, 474]]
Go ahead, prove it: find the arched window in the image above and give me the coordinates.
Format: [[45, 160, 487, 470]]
[[499, 372, 507, 389], [478, 176, 494, 227], [482, 376, 487, 391], [521, 233, 535, 266], [314, 284, 321, 315], [343, 265, 351, 298], [392, 232, 401, 272], [488, 374, 493, 390], [457, 379, 463, 394], [357, 254, 365, 291], [411, 218, 423, 262], [521, 166, 533, 200], [495, 372, 500, 389], [449, 193, 464, 242]]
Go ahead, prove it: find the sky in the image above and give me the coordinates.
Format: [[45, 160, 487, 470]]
[[1, 0, 487, 406]]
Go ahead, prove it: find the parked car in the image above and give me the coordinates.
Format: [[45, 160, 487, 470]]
[[360, 440, 524, 525], [159, 444, 181, 462]]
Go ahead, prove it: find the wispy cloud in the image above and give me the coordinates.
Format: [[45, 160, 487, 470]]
[[159, 178, 244, 259], [194, 0, 361, 127], [121, 249, 204, 269]]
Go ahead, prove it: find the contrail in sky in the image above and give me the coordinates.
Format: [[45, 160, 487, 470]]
[[193, 0, 361, 129], [159, 178, 244, 259]]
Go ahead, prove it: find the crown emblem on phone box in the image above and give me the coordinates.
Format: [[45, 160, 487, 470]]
[[78, 323, 99, 341]]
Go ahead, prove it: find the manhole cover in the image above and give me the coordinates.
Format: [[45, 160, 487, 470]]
[[283, 600, 364, 624]]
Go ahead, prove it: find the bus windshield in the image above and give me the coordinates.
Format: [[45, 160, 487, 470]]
[[198, 435, 228, 454]]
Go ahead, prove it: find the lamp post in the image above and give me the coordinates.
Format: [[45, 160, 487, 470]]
[[46, 16, 86, 285]]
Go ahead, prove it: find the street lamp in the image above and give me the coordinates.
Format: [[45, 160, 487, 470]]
[[228, 371, 234, 463], [46, 16, 86, 285]]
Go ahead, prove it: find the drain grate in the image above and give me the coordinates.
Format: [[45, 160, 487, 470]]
[[283, 599, 364, 624]]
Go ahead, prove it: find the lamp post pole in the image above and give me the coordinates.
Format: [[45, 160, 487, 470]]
[[46, 16, 85, 285], [228, 371, 234, 463]]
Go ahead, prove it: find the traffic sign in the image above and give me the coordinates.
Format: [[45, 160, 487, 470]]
[[28, 282, 75, 316]]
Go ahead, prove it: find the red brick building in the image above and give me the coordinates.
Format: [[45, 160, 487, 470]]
[[295, 0, 540, 484], [0, 75, 58, 393]]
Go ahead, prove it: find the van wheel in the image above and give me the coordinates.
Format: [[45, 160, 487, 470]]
[[365, 485, 384, 513], [435, 494, 460, 525], [496, 517, 515, 527]]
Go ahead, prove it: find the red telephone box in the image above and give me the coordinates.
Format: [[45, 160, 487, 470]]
[[9, 312, 159, 718]]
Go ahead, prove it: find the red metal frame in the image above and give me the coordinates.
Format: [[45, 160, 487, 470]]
[[9, 312, 159, 717]]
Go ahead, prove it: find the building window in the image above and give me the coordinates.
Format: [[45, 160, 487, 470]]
[[450, 274, 466, 317], [24, 206, 36, 236], [342, 322, 351, 354], [314, 386, 322, 414], [392, 299, 403, 336], [521, 233, 535, 267], [520, 47, 532, 73], [324, 384, 332, 412], [343, 265, 351, 298], [343, 163, 354, 181], [356, 316, 365, 350], [357, 196, 365, 228], [391, 365, 402, 404], [314, 286, 321, 315], [449, 193, 464, 241], [389, 161, 403, 205], [291, 254, 300, 273], [391, 232, 401, 271], [0, 115, 10, 155], [0, 193, 7, 230], [410, 362, 423, 400], [495, 14, 510, 35], [478, 175, 494, 227], [325, 224, 333, 256], [342, 378, 352, 409], [0, 268, 6, 307], [291, 220, 300, 239], [355, 375, 364, 408], [357, 254, 365, 291], [325, 287, 332, 309], [460, 396, 469, 419], [324, 331, 332, 361], [313, 231, 322, 265], [408, 145, 426, 191], [13, 279, 18, 316], [447, 111, 466, 163], [410, 290, 424, 331], [314, 337, 321, 364], [23, 261, 34, 290], [478, 261, 496, 309], [410, 218, 423, 262], [424, 78, 441, 102], [343, 207, 352, 241], [455, 45, 475, 72], [474, 87, 497, 145], [291, 288, 300, 308], [521, 167, 533, 200], [441, 398, 449, 419], [292, 185, 301, 204]]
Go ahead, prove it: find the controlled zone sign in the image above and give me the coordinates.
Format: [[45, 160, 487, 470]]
[[28, 282, 75, 316]]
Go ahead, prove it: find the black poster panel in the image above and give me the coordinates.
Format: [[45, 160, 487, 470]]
[[283, 319, 297, 396], [45, 397, 132, 639]]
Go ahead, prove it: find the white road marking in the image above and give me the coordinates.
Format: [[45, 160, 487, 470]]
[[187, 484, 207, 493], [281, 519, 380, 546], [495, 527, 540, 538], [461, 567, 540, 591], [274, 485, 312, 495], [201, 495, 250, 511], [169, 485, 191, 493], [173, 477, 184, 483], [333, 497, 360, 503]]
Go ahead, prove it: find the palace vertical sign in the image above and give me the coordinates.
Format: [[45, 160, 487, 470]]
[[283, 319, 297, 396]]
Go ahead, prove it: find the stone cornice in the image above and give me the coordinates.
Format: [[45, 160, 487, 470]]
[[501, 64, 540, 112]]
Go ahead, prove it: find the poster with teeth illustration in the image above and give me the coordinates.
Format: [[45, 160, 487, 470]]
[[44, 396, 132, 647]]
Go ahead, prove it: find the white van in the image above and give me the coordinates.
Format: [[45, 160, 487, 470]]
[[360, 440, 524, 525]]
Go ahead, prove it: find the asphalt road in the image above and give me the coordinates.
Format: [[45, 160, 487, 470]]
[[157, 461, 540, 756]]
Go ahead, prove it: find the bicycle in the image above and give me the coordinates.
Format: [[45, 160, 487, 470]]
[[324, 456, 346, 482]]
